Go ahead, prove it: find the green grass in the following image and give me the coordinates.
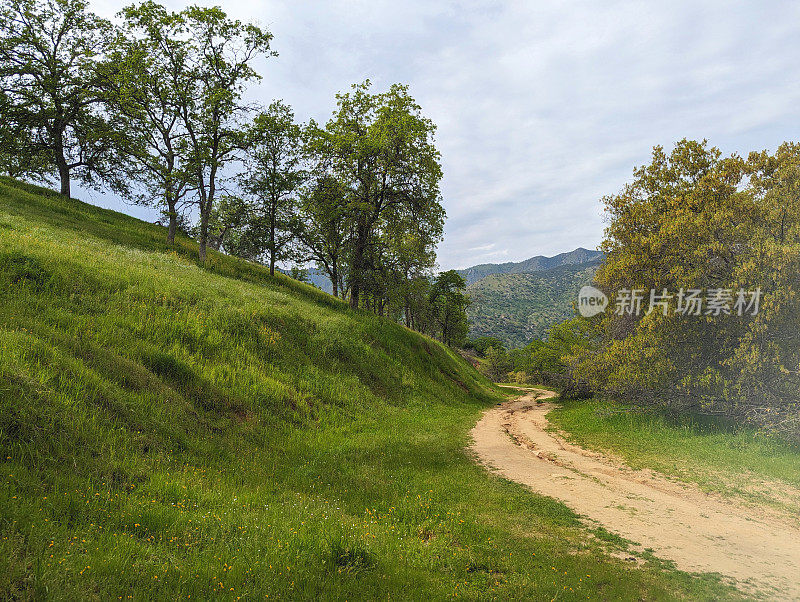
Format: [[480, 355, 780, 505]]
[[0, 177, 740, 599], [550, 399, 800, 514]]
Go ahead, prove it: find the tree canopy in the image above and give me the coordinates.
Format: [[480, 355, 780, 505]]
[[573, 140, 800, 438], [306, 81, 445, 309]]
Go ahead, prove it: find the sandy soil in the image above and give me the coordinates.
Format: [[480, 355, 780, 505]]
[[470, 388, 800, 600]]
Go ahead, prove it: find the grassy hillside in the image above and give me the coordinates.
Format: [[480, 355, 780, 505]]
[[458, 248, 602, 286], [0, 178, 735, 599], [467, 260, 601, 348]]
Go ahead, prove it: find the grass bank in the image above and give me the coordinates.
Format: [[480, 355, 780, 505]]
[[0, 178, 737, 599]]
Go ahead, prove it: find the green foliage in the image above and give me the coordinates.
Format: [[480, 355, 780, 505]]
[[0, 179, 738, 599], [306, 81, 445, 309], [106, 2, 193, 243], [509, 318, 596, 396], [238, 100, 305, 275], [2, 0, 453, 337], [468, 336, 506, 357], [0, 89, 48, 179], [467, 260, 601, 348], [429, 270, 470, 348], [584, 139, 800, 439], [176, 4, 275, 263], [481, 346, 512, 382], [204, 195, 250, 254], [117, 1, 275, 262], [294, 175, 350, 297], [288, 265, 310, 283]]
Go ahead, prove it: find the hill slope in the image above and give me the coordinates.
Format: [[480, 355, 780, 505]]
[[467, 260, 601, 348], [458, 247, 602, 286], [0, 178, 733, 599]]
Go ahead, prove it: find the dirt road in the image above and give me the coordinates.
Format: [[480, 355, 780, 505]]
[[470, 389, 800, 599]]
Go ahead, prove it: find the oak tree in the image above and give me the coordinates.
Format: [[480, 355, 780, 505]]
[[0, 0, 128, 197], [307, 81, 445, 308]]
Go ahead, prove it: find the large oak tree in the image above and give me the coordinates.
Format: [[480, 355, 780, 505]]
[[0, 0, 127, 197], [111, 1, 193, 243], [116, 2, 273, 262]]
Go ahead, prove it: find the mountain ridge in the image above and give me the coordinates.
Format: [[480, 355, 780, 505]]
[[466, 258, 602, 348], [457, 247, 603, 286]]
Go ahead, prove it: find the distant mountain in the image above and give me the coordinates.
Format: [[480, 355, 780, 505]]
[[466, 259, 602, 349], [274, 266, 333, 293], [458, 247, 603, 286], [304, 267, 333, 294]]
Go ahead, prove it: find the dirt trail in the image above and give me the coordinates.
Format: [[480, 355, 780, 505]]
[[470, 388, 800, 600]]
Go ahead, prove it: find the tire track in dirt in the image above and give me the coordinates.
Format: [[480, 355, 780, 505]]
[[470, 388, 800, 600]]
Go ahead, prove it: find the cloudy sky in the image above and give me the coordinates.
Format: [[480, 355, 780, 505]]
[[82, 0, 800, 269]]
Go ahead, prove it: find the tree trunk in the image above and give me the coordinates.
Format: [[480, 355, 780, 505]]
[[202, 164, 217, 264], [57, 154, 70, 197], [166, 197, 177, 245], [167, 214, 177, 244], [269, 196, 277, 276], [350, 221, 368, 309], [165, 154, 178, 244], [331, 264, 338, 298], [199, 202, 209, 263]]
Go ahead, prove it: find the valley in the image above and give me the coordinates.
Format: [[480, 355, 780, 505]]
[[0, 179, 738, 600]]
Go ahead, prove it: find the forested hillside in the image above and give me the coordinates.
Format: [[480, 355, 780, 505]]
[[467, 260, 600, 348], [0, 0, 474, 347]]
